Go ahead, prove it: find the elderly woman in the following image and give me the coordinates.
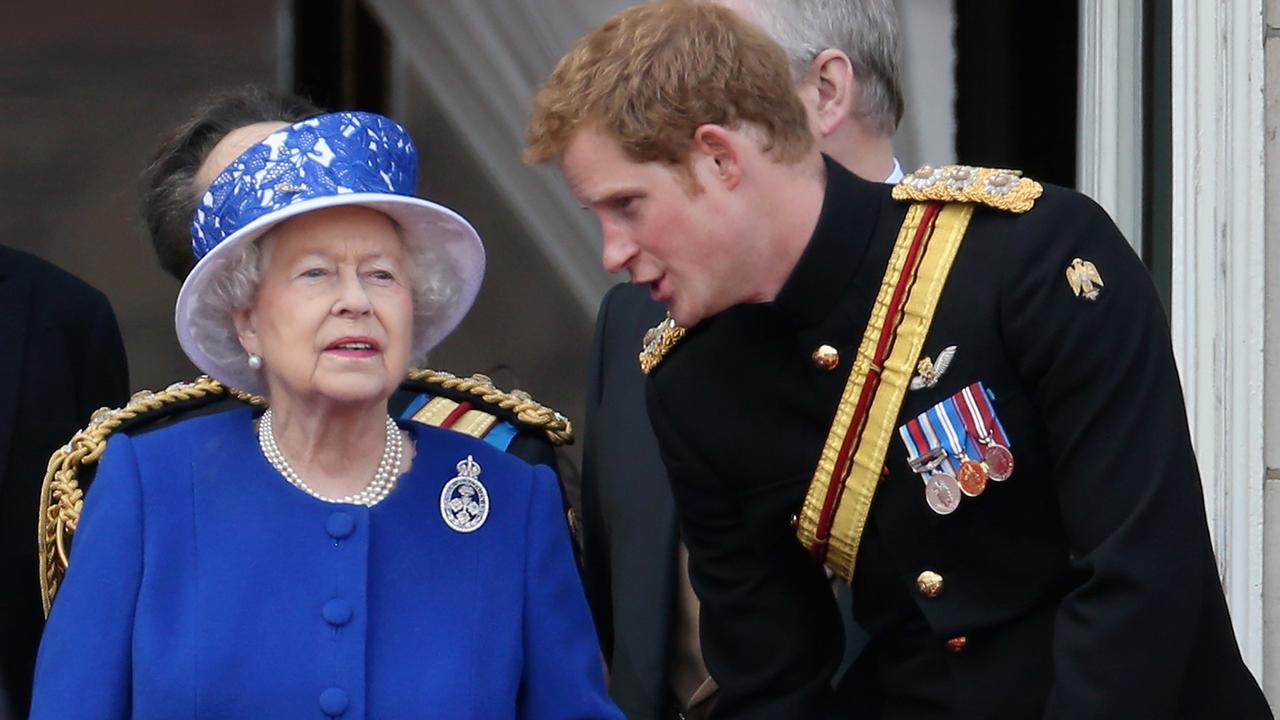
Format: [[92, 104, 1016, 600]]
[[30, 111, 619, 719]]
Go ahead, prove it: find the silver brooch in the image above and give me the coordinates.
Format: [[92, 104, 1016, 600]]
[[440, 455, 489, 533], [910, 345, 957, 391]]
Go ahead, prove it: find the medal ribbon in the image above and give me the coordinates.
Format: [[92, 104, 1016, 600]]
[[940, 397, 984, 460], [925, 404, 963, 471], [899, 418, 943, 482], [955, 382, 1011, 447]]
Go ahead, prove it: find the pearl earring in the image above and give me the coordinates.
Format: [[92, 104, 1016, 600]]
[[247, 353, 263, 370]]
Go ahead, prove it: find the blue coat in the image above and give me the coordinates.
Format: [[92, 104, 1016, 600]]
[[30, 407, 620, 719]]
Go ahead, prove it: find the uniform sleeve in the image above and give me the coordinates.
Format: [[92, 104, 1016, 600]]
[[29, 434, 143, 720], [517, 464, 622, 720], [1000, 197, 1208, 718], [646, 383, 844, 719]]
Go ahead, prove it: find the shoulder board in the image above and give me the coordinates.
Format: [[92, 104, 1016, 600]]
[[403, 369, 573, 447], [639, 314, 687, 375], [891, 164, 1043, 214], [39, 375, 252, 615]]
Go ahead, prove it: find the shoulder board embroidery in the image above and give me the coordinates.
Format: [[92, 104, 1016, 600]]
[[39, 375, 248, 615], [405, 369, 573, 447], [891, 164, 1043, 214], [639, 314, 687, 375]]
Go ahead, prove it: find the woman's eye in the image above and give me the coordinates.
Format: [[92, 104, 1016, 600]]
[[369, 270, 395, 281], [300, 268, 328, 279]]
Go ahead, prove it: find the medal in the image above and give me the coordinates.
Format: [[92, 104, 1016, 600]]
[[932, 401, 987, 497], [925, 473, 962, 515], [955, 459, 988, 497], [956, 383, 1015, 482], [899, 417, 962, 516]]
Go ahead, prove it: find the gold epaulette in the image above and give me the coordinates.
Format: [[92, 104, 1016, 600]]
[[405, 369, 573, 447], [38, 375, 252, 615], [639, 314, 687, 375], [892, 164, 1042, 214]]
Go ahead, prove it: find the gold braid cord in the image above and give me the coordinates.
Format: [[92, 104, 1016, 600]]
[[405, 369, 574, 446], [38, 376, 262, 615]]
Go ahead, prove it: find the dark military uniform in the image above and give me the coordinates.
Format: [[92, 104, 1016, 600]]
[[644, 157, 1271, 718]]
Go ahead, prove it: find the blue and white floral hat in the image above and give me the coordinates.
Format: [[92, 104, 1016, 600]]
[[174, 111, 485, 393]]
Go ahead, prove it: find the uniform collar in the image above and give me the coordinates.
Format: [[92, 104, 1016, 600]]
[[773, 154, 885, 329]]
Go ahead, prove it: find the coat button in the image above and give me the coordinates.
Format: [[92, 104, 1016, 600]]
[[326, 512, 355, 539], [319, 687, 349, 716], [812, 344, 840, 370], [945, 635, 968, 653], [323, 598, 353, 627], [916, 570, 944, 598]]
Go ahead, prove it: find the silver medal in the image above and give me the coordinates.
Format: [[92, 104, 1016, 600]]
[[440, 455, 489, 533], [925, 473, 962, 515]]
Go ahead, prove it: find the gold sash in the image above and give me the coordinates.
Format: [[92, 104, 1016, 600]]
[[795, 202, 974, 582]]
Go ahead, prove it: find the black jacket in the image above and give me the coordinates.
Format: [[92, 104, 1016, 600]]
[[581, 282, 679, 718], [0, 246, 129, 720], [645, 158, 1271, 719]]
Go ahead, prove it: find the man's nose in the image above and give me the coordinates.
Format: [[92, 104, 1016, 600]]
[[601, 226, 638, 274]]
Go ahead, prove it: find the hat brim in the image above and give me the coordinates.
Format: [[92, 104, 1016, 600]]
[[175, 192, 485, 395]]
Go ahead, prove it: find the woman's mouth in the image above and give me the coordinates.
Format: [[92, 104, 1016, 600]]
[[324, 337, 381, 358]]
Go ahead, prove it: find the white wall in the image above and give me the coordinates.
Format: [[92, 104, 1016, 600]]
[[1263, 0, 1280, 704], [893, 0, 956, 169]]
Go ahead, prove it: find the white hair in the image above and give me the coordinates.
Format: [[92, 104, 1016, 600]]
[[729, 0, 904, 136], [188, 223, 458, 393]]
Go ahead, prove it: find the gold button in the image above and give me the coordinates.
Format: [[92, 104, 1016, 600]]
[[812, 344, 840, 370], [946, 636, 968, 653], [916, 570, 944, 598]]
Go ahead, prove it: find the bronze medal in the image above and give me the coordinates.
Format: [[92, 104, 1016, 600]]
[[982, 443, 1015, 481], [956, 459, 988, 497], [925, 473, 962, 515]]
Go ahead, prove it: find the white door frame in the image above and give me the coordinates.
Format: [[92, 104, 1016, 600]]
[[1168, 0, 1268, 674], [1078, 0, 1268, 677], [1077, 0, 1144, 254]]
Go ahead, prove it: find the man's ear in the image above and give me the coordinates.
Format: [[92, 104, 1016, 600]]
[[803, 48, 857, 137], [691, 124, 744, 189], [232, 306, 261, 357]]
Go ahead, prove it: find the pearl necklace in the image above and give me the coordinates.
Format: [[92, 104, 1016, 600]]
[[257, 408, 404, 507]]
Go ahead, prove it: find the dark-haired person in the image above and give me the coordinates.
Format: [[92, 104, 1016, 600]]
[[528, 3, 1271, 718]]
